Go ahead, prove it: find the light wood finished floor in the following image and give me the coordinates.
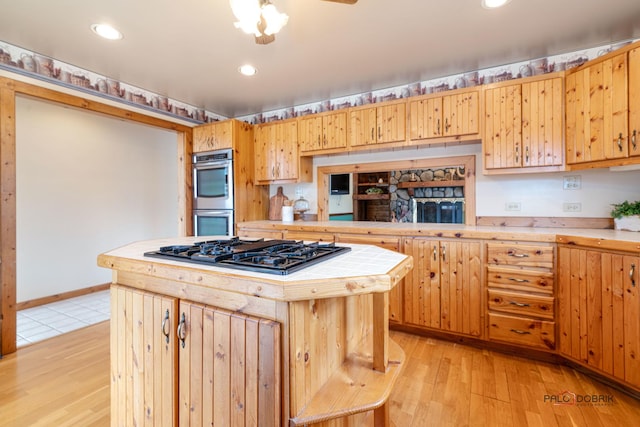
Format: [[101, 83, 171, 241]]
[[1, 322, 639, 426]]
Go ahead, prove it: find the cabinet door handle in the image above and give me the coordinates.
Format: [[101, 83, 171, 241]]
[[437, 119, 440, 135], [632, 130, 637, 151], [510, 329, 531, 335], [371, 128, 374, 140], [441, 245, 446, 262], [271, 166, 275, 178], [525, 146, 530, 164], [631, 263, 636, 287], [509, 300, 531, 308], [161, 309, 170, 344], [323, 135, 327, 146], [177, 312, 186, 349], [433, 245, 437, 261], [378, 126, 382, 140], [617, 133, 624, 151], [445, 118, 450, 132], [508, 277, 530, 283], [515, 146, 519, 164], [508, 251, 529, 258]]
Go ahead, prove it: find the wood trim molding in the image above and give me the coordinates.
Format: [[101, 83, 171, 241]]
[[0, 85, 17, 356], [316, 155, 476, 224], [476, 216, 614, 229], [16, 283, 111, 311]]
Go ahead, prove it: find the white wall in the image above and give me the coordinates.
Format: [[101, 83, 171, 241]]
[[16, 97, 179, 302], [272, 143, 640, 218]]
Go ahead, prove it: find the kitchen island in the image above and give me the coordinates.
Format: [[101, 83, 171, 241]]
[[98, 236, 413, 427]]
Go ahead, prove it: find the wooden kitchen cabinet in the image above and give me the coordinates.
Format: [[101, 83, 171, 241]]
[[558, 246, 640, 389], [111, 285, 178, 427], [486, 242, 556, 350], [111, 285, 281, 427], [483, 76, 563, 172], [193, 120, 233, 152], [349, 100, 406, 148], [178, 301, 280, 427], [298, 111, 347, 154], [565, 51, 634, 165], [409, 89, 479, 141], [629, 46, 640, 158], [403, 238, 483, 337], [254, 118, 312, 184]]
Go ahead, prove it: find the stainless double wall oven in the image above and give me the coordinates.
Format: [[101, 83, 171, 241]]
[[192, 149, 234, 236]]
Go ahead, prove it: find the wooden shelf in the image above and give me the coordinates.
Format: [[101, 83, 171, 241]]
[[289, 338, 405, 426], [353, 194, 390, 200], [397, 180, 464, 188], [357, 183, 389, 187]]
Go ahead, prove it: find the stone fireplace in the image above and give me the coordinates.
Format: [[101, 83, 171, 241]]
[[389, 166, 465, 223]]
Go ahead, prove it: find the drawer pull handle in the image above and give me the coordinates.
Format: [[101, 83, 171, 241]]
[[508, 251, 529, 258], [177, 312, 187, 349], [161, 309, 170, 344], [510, 329, 531, 335], [509, 301, 531, 308], [617, 133, 624, 151], [508, 278, 530, 283], [631, 263, 636, 287]]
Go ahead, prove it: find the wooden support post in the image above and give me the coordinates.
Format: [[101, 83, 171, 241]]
[[372, 292, 389, 373]]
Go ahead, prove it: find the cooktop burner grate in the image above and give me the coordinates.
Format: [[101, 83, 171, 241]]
[[144, 238, 351, 275]]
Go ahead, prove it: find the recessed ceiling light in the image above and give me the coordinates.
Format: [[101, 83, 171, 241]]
[[481, 0, 512, 9], [91, 24, 123, 40], [239, 64, 257, 76]]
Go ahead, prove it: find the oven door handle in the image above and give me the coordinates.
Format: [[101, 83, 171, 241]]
[[194, 160, 231, 169], [196, 210, 233, 216]]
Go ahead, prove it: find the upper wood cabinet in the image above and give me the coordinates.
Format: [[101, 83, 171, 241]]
[[409, 89, 479, 141], [483, 75, 563, 172], [349, 100, 406, 148], [298, 111, 347, 154], [193, 120, 233, 152], [254, 119, 312, 184], [565, 48, 640, 167]]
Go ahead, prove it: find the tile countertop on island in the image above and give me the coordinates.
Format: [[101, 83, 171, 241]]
[[97, 235, 413, 302], [238, 220, 640, 253]]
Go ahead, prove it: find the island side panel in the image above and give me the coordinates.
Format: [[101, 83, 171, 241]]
[[288, 294, 373, 419]]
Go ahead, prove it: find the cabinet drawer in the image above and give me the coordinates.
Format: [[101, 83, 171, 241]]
[[486, 266, 554, 294], [487, 243, 554, 268], [283, 231, 336, 242], [488, 290, 554, 320], [488, 313, 555, 350]]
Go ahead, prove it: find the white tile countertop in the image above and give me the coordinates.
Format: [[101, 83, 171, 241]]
[[97, 236, 413, 302]]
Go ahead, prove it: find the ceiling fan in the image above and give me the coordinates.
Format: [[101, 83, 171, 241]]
[[231, 0, 358, 45]]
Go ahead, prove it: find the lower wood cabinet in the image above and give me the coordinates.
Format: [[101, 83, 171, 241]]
[[558, 246, 640, 389], [403, 238, 483, 337], [111, 285, 281, 427]]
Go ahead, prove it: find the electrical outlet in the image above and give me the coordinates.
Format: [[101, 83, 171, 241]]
[[505, 202, 521, 211], [563, 175, 582, 190], [563, 202, 582, 212]]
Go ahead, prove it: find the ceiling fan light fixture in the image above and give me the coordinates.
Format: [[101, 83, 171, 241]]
[[261, 3, 288, 36], [481, 0, 512, 9], [91, 23, 123, 40], [230, 0, 288, 43]]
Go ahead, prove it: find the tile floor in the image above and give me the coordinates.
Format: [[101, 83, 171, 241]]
[[17, 290, 110, 347]]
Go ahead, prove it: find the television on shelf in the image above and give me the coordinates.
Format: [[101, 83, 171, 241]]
[[330, 173, 350, 195]]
